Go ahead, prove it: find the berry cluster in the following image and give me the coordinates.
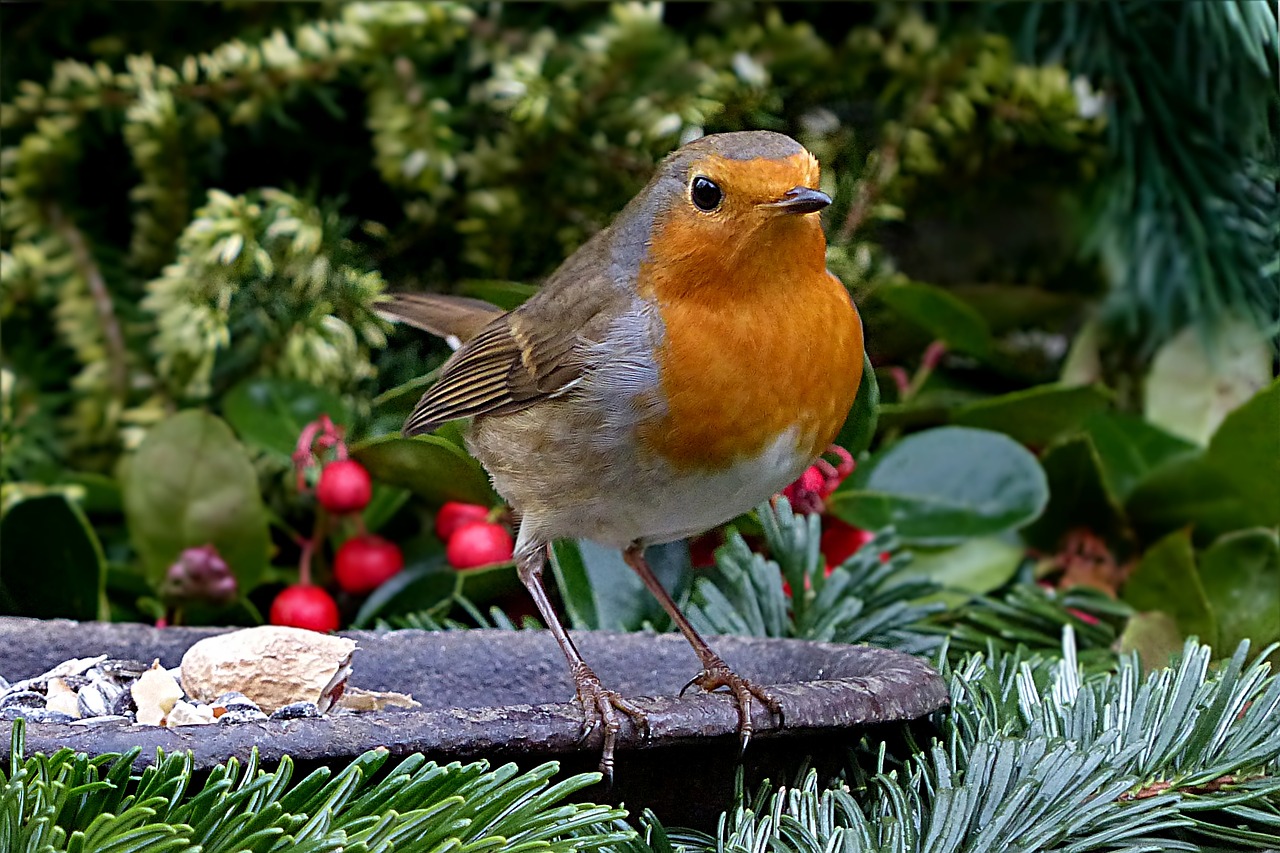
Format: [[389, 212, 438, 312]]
[[436, 502, 514, 569], [269, 418, 405, 633]]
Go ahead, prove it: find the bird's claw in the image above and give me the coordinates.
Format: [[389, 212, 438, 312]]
[[679, 657, 784, 752], [571, 666, 649, 785]]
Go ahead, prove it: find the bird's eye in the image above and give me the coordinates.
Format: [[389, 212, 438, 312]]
[[690, 176, 723, 212]]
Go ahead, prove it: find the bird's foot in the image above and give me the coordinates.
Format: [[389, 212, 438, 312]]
[[680, 656, 783, 752], [571, 664, 650, 784]]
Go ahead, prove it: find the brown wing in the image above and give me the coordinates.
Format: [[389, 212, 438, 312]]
[[401, 236, 630, 436], [377, 292, 506, 344]]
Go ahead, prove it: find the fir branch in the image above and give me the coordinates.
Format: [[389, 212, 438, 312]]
[[632, 633, 1280, 853], [684, 499, 943, 653], [1, 720, 630, 852], [925, 582, 1130, 665], [1008, 0, 1280, 350]]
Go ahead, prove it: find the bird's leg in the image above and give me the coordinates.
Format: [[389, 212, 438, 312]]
[[622, 543, 783, 751], [515, 545, 649, 782]]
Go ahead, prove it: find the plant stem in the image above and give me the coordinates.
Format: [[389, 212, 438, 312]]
[[46, 204, 130, 402], [835, 79, 939, 244]]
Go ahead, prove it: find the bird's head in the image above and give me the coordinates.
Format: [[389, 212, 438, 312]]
[[628, 131, 832, 301]]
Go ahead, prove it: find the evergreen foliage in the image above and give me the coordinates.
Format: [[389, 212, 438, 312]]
[[632, 634, 1280, 853], [686, 500, 1126, 665], [1004, 1, 1280, 353], [8, 634, 1276, 851], [1, 723, 629, 852], [685, 500, 943, 652]]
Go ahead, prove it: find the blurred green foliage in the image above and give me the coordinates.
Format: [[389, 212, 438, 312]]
[[1, 2, 1103, 476]]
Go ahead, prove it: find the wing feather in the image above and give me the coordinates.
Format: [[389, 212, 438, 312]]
[[402, 234, 634, 436]]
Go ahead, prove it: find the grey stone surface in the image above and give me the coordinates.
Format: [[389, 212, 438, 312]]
[[0, 617, 947, 825]]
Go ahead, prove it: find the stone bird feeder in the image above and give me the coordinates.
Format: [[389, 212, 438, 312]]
[[0, 617, 947, 826]]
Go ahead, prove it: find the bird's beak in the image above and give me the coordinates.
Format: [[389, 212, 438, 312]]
[[765, 186, 831, 215]]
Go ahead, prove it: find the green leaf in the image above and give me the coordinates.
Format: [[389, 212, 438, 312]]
[[1059, 316, 1103, 386], [873, 400, 949, 433], [898, 537, 1025, 606], [456, 559, 521, 607], [875, 281, 994, 357], [1127, 379, 1280, 543], [828, 426, 1048, 545], [351, 434, 498, 507], [352, 559, 452, 627], [549, 540, 597, 629], [371, 364, 443, 413], [1201, 377, 1280, 523], [549, 539, 690, 631], [222, 377, 352, 461], [1143, 319, 1274, 445], [0, 495, 108, 620], [1122, 529, 1216, 644], [362, 483, 411, 533], [1081, 411, 1197, 502], [834, 350, 879, 455], [64, 472, 124, 514], [1117, 611, 1185, 672], [1021, 435, 1130, 554], [455, 279, 537, 309], [1199, 529, 1280, 653], [123, 411, 270, 591], [952, 383, 1112, 446]]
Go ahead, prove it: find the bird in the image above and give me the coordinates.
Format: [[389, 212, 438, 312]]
[[379, 130, 865, 779]]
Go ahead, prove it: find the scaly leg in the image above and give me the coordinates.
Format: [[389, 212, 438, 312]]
[[515, 545, 649, 782], [622, 542, 783, 751]]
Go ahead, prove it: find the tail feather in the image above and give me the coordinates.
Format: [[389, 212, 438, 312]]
[[377, 292, 505, 345]]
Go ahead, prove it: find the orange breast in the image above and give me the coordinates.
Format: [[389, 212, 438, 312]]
[[636, 217, 864, 472]]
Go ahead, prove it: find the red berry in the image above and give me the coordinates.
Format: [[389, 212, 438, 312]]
[[270, 585, 340, 632], [447, 522, 514, 569], [820, 518, 876, 569], [334, 534, 404, 594], [435, 501, 490, 542], [316, 460, 373, 515]]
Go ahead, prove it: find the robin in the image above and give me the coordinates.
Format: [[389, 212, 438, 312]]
[[381, 130, 864, 778]]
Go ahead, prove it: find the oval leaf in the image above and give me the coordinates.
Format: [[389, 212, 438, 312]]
[[1200, 529, 1280, 654], [222, 377, 352, 461], [875, 281, 993, 357], [1143, 319, 1273, 445], [1122, 528, 1216, 644], [1203, 378, 1280, 524], [1081, 411, 1197, 502], [549, 539, 690, 631], [828, 426, 1048, 545], [0, 495, 108, 620], [352, 557, 451, 627], [124, 411, 270, 591], [352, 434, 498, 507], [1118, 611, 1185, 672], [1127, 379, 1280, 543], [834, 350, 880, 456], [952, 384, 1112, 447], [899, 537, 1025, 606], [1021, 435, 1130, 554]]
